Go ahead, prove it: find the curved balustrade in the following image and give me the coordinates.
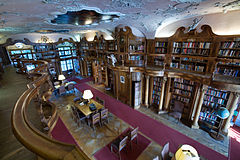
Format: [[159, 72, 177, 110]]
[[11, 60, 90, 160]]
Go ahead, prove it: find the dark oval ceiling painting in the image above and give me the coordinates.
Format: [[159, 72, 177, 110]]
[[51, 10, 120, 26]]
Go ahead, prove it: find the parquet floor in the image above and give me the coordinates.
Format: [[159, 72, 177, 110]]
[[0, 66, 36, 160]]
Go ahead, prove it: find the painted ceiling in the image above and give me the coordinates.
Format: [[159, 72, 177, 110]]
[[0, 0, 240, 40]]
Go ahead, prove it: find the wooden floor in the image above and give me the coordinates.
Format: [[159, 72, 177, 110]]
[[0, 66, 36, 160]]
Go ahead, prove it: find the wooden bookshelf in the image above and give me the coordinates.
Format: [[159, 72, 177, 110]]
[[170, 56, 207, 73], [155, 40, 168, 54], [199, 87, 230, 128], [152, 77, 162, 106], [170, 78, 197, 122], [107, 40, 116, 52], [172, 41, 211, 56], [217, 41, 240, 58]]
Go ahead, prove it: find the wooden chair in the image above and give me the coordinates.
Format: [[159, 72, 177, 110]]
[[100, 108, 109, 125], [161, 142, 172, 160], [71, 106, 86, 127], [67, 84, 75, 94], [90, 112, 101, 130], [168, 101, 184, 123], [111, 136, 128, 160], [129, 127, 138, 149], [58, 86, 66, 96]]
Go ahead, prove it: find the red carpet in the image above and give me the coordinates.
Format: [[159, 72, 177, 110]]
[[94, 128, 151, 160], [51, 117, 78, 146], [228, 126, 240, 160], [68, 76, 93, 84], [74, 81, 228, 160]]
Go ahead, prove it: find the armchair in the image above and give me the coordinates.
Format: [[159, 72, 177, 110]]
[[168, 101, 184, 123]]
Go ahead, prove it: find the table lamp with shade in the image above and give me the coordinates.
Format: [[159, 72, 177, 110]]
[[209, 107, 230, 141], [83, 90, 93, 104], [58, 74, 65, 84], [175, 144, 200, 160]]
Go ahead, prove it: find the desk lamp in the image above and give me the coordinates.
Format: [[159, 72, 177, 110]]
[[83, 90, 93, 104], [58, 74, 65, 85], [209, 107, 230, 141]]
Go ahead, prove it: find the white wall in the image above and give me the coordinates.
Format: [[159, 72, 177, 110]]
[[155, 10, 240, 37], [6, 33, 77, 43]]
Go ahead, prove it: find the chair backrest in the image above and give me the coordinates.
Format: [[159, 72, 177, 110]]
[[161, 142, 170, 160], [68, 84, 74, 90], [173, 101, 184, 113], [119, 136, 128, 151], [92, 113, 100, 125], [96, 96, 105, 106], [59, 86, 66, 94], [130, 127, 138, 141], [100, 108, 108, 119], [73, 97, 81, 102]]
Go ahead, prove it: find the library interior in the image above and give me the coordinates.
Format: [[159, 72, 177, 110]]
[[1, 0, 240, 160]]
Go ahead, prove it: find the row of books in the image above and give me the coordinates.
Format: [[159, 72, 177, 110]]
[[206, 89, 228, 99], [174, 83, 193, 91], [130, 56, 142, 60], [181, 57, 206, 63], [182, 42, 211, 49], [172, 48, 181, 54], [182, 48, 210, 56], [152, 98, 160, 105], [218, 62, 240, 66], [155, 48, 167, 54], [215, 68, 239, 77], [199, 111, 217, 124], [180, 64, 194, 71], [154, 59, 164, 66], [174, 88, 192, 97], [153, 90, 161, 95], [220, 41, 240, 49], [173, 42, 181, 48], [152, 94, 160, 100], [82, 46, 89, 50], [153, 77, 162, 83], [173, 42, 211, 48], [155, 42, 168, 47], [204, 96, 226, 105], [218, 49, 240, 57], [172, 95, 190, 103], [129, 45, 144, 51], [170, 62, 179, 68], [174, 78, 195, 85], [153, 86, 161, 92], [203, 100, 223, 108]]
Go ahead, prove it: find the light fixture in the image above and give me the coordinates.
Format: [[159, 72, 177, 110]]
[[83, 90, 93, 103], [58, 74, 65, 81], [175, 144, 200, 160], [85, 19, 92, 25]]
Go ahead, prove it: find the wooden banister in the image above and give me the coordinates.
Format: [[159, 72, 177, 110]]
[[11, 60, 90, 160]]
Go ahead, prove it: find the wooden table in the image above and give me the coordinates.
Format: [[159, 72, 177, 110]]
[[75, 99, 104, 117]]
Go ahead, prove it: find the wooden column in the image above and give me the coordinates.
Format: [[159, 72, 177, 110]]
[[164, 77, 171, 111], [116, 71, 119, 100], [149, 76, 154, 105], [144, 75, 150, 107], [222, 92, 240, 134], [158, 77, 167, 114], [192, 85, 207, 129]]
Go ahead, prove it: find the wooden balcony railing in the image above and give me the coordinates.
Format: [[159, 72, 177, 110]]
[[11, 60, 90, 160]]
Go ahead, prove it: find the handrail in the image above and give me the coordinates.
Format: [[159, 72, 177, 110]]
[[11, 60, 90, 160]]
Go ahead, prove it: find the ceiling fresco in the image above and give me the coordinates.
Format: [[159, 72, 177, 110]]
[[0, 0, 239, 40]]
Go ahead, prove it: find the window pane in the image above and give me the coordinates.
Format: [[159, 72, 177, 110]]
[[66, 59, 73, 70], [60, 61, 67, 71]]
